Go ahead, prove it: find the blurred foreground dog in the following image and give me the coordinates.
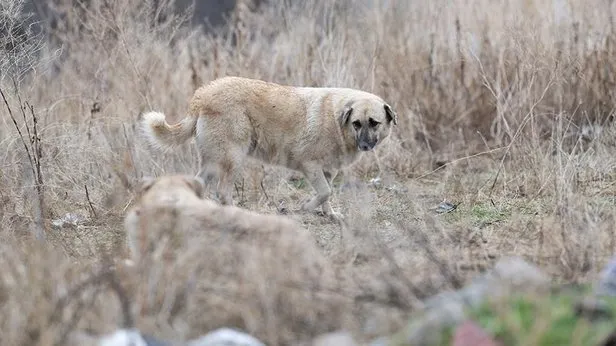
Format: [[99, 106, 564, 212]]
[[119, 175, 341, 343], [138, 76, 398, 222], [124, 174, 317, 263]]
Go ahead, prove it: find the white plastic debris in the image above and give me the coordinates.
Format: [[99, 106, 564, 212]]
[[51, 212, 87, 229]]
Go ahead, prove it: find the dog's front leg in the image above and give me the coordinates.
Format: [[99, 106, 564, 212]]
[[321, 170, 340, 216], [300, 166, 343, 223]]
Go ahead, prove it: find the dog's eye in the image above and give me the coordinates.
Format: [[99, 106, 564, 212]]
[[368, 118, 380, 127], [352, 121, 362, 130]]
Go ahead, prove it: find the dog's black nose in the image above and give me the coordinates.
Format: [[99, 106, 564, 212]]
[[359, 142, 375, 151]]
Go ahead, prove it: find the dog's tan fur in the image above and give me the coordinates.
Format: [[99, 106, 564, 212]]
[[139, 76, 398, 221], [124, 175, 313, 263]]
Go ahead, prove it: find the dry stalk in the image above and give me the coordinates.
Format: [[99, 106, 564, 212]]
[[84, 184, 98, 219], [0, 86, 46, 241]]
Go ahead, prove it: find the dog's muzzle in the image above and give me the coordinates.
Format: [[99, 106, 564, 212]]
[[357, 129, 377, 151], [358, 141, 376, 151]]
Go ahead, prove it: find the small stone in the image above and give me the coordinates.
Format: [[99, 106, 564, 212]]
[[369, 177, 382, 187], [312, 330, 357, 346], [433, 201, 458, 214], [98, 329, 149, 346], [186, 328, 265, 346]]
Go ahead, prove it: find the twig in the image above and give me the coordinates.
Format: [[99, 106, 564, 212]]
[[414, 146, 507, 180], [260, 178, 283, 213], [234, 178, 245, 205], [26, 101, 44, 196], [84, 184, 97, 219]]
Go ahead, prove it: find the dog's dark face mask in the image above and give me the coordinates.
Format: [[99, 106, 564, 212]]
[[340, 99, 398, 152]]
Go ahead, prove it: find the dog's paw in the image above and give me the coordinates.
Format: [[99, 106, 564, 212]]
[[295, 205, 345, 224], [315, 210, 345, 225], [294, 206, 313, 216], [299, 198, 317, 212], [326, 211, 346, 226]]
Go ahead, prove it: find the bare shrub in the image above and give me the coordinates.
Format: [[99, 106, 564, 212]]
[[0, 0, 46, 83]]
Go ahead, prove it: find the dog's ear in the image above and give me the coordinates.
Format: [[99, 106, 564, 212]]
[[182, 175, 206, 199], [340, 105, 353, 126], [135, 176, 156, 196], [384, 103, 398, 125]]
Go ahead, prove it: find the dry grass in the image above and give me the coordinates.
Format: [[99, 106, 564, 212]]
[[2, 0, 616, 344]]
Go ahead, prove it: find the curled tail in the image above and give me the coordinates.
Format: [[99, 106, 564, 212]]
[[139, 111, 197, 150]]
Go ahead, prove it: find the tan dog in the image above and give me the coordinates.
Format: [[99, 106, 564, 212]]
[[124, 174, 315, 263], [139, 76, 398, 221]]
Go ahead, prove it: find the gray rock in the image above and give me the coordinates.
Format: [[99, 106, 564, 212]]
[[186, 328, 265, 346], [96, 328, 264, 346], [453, 256, 550, 308], [433, 201, 458, 214], [574, 296, 613, 321], [312, 330, 357, 346], [487, 256, 551, 293], [98, 329, 162, 346], [595, 256, 616, 296], [393, 294, 466, 346], [388, 256, 550, 345], [423, 256, 550, 313]]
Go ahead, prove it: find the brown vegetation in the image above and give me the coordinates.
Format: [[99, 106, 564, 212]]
[[1, 0, 616, 344]]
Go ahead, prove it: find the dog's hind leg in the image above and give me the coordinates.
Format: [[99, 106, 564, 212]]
[[196, 167, 218, 200], [195, 144, 219, 201], [216, 159, 235, 206], [214, 148, 246, 206]]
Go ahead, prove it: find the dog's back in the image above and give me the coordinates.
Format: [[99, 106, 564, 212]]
[[124, 175, 320, 263]]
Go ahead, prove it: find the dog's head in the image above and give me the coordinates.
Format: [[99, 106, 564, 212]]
[[135, 175, 206, 204], [339, 98, 398, 152]]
